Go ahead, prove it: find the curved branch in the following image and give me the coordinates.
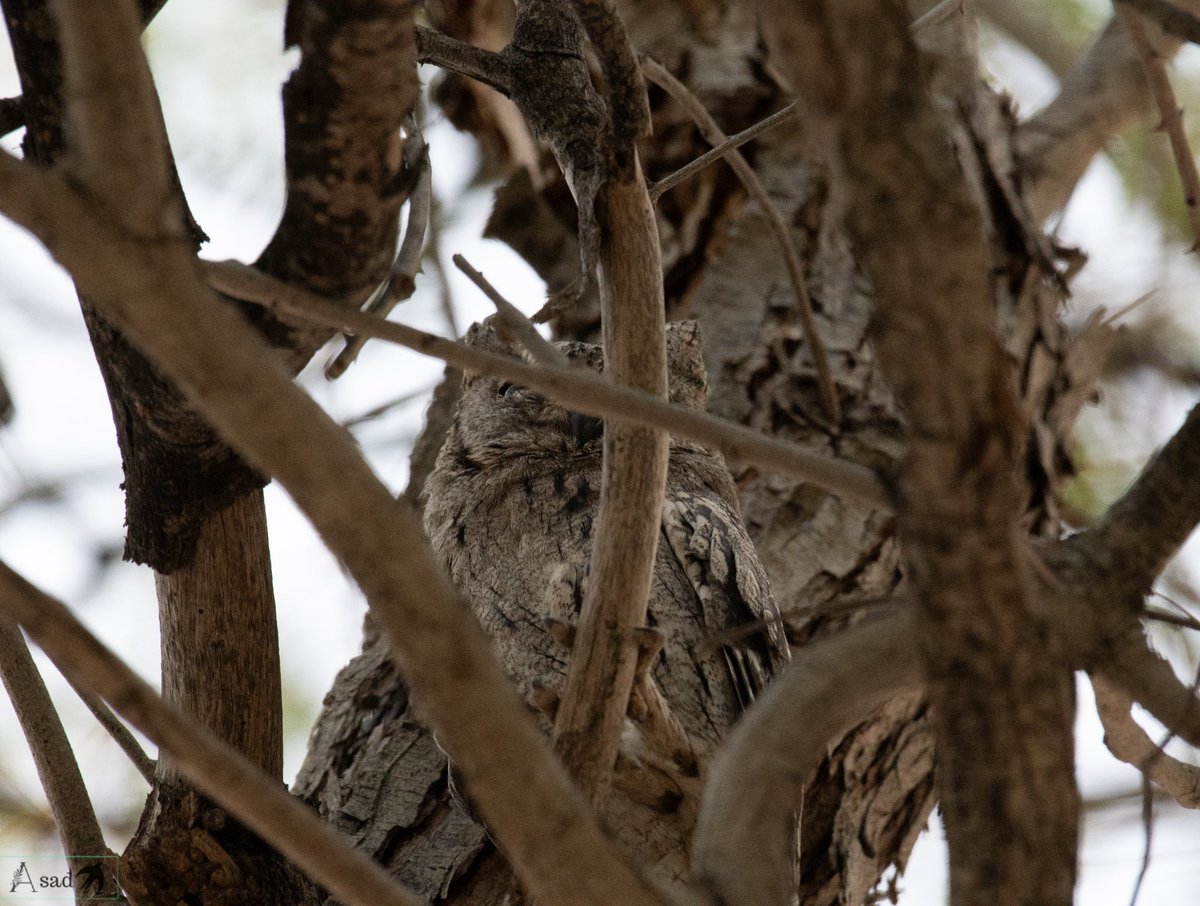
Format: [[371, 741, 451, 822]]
[[1101, 633, 1200, 749], [1092, 674, 1200, 808], [693, 607, 922, 906]]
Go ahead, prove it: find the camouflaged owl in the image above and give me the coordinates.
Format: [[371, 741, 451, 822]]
[[421, 319, 789, 882]]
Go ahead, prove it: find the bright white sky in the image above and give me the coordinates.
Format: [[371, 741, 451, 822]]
[[0, 1, 1197, 902]]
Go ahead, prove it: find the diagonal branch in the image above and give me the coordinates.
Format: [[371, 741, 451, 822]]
[[415, 24, 514, 94], [1016, 4, 1200, 220], [641, 57, 840, 425], [693, 607, 922, 904], [200, 259, 889, 505], [0, 147, 668, 906], [1078, 403, 1200, 592], [0, 562, 427, 906], [1115, 1, 1200, 247], [1100, 632, 1200, 748], [61, 669, 156, 783], [452, 254, 570, 367], [648, 102, 799, 202], [0, 615, 120, 901], [1121, 0, 1200, 44]]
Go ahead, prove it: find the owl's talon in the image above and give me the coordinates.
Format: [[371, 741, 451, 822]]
[[543, 616, 577, 649]]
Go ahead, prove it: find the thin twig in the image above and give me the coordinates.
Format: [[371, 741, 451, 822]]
[[201, 258, 889, 506], [61, 669, 156, 783], [327, 135, 432, 379], [0, 616, 121, 900], [341, 384, 438, 430], [648, 102, 799, 202], [452, 254, 569, 367], [641, 57, 841, 426], [1131, 772, 1154, 906], [0, 561, 428, 906], [1116, 2, 1200, 248]]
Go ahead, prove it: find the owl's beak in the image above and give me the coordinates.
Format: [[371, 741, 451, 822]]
[[567, 411, 604, 445]]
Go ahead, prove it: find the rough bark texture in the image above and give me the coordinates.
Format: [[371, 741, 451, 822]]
[[297, 2, 1109, 903]]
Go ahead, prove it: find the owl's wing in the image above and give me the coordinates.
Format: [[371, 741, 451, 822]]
[[662, 494, 790, 709]]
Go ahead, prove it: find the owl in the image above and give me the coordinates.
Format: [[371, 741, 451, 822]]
[[421, 319, 789, 882]]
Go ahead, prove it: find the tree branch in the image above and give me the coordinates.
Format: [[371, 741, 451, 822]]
[[641, 58, 840, 426], [1016, 5, 1200, 220], [61, 668, 157, 784], [647, 102, 799, 202], [452, 254, 570, 367], [1079, 403, 1200, 592], [1101, 632, 1200, 748], [0, 148, 668, 906], [415, 24, 514, 94], [552, 179, 671, 800], [253, 0, 419, 367], [0, 562, 428, 906], [1116, 1, 1200, 247], [567, 0, 649, 161], [202, 258, 887, 504], [693, 607, 922, 905], [1121, 0, 1200, 44], [0, 615, 120, 902], [1092, 673, 1200, 808]]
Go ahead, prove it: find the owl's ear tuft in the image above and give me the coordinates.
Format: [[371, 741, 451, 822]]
[[666, 320, 709, 411], [462, 318, 522, 385]]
